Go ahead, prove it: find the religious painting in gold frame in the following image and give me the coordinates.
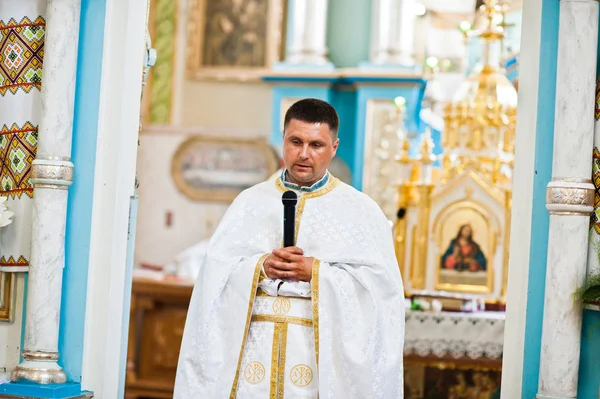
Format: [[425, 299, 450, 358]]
[[432, 201, 497, 294], [0, 272, 15, 322], [187, 0, 286, 81], [171, 136, 280, 202]]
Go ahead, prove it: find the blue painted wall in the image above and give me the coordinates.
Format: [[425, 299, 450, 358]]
[[59, 0, 107, 382], [578, 311, 600, 398], [326, 0, 371, 67], [330, 89, 357, 174], [519, 0, 559, 397]]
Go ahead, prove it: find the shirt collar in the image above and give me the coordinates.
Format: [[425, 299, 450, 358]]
[[280, 169, 330, 193]]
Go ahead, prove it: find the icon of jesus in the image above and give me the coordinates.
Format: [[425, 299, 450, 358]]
[[441, 224, 487, 272]]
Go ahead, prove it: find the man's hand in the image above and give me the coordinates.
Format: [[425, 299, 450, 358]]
[[263, 246, 314, 282]]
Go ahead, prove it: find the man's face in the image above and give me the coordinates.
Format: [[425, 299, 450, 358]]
[[282, 119, 339, 186]]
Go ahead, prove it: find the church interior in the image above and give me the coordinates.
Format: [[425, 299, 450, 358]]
[[2, 0, 600, 398], [132, 0, 518, 397]]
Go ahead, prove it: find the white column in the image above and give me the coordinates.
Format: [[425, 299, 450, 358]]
[[538, 1, 598, 398], [284, 0, 331, 65], [80, 0, 146, 395], [369, 0, 416, 66], [11, 0, 80, 384]]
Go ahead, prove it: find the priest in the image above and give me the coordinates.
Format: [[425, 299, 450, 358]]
[[174, 98, 405, 398]]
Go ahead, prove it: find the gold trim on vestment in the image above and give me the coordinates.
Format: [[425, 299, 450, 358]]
[[259, 266, 268, 282], [278, 323, 288, 399], [268, 322, 289, 399], [312, 259, 320, 368], [230, 254, 269, 398], [270, 323, 282, 398], [256, 288, 311, 300], [251, 314, 313, 326]]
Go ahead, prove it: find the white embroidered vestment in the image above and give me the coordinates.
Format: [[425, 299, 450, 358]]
[[174, 173, 405, 398]]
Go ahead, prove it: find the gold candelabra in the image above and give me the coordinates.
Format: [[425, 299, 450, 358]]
[[397, 0, 517, 190], [441, 0, 517, 187], [393, 0, 517, 293]]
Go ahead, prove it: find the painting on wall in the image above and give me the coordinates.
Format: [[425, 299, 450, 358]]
[[187, 0, 286, 81], [433, 202, 496, 294], [171, 136, 280, 202]]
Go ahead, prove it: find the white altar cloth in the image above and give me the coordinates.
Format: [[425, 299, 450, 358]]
[[404, 310, 505, 359]]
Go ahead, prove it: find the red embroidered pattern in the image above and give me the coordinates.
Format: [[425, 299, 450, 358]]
[[0, 16, 45, 96], [0, 122, 37, 199]]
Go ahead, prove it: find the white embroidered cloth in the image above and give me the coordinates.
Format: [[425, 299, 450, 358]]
[[404, 310, 505, 359], [0, 1, 46, 272]]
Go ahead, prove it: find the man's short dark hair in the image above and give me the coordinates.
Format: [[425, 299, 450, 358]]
[[283, 98, 339, 138]]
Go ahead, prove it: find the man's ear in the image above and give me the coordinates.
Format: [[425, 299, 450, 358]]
[[332, 138, 339, 157]]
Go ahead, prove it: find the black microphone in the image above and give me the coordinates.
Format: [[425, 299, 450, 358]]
[[282, 191, 298, 247]]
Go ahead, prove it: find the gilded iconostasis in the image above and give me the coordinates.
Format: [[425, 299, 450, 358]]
[[126, 0, 522, 398]]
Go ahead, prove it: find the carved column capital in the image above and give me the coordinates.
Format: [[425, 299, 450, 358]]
[[30, 158, 74, 189], [545, 178, 595, 216]]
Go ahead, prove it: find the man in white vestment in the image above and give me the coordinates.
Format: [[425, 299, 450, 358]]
[[174, 99, 405, 398]]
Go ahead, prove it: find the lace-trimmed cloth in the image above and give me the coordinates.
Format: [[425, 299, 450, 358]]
[[404, 310, 505, 359]]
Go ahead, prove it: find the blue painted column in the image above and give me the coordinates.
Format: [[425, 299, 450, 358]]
[[517, 1, 559, 397], [59, 0, 107, 384], [499, 0, 559, 398]]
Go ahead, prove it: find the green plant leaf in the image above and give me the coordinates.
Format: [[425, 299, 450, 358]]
[[582, 285, 600, 302]]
